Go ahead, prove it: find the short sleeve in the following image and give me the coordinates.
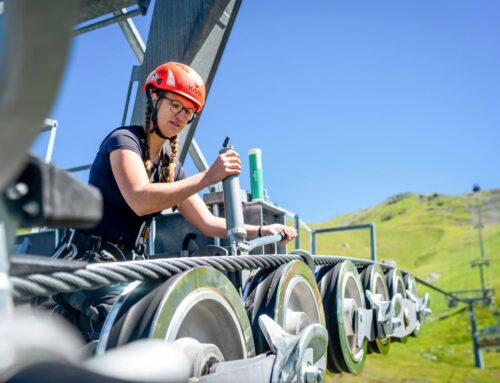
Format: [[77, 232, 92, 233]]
[[103, 129, 142, 156]]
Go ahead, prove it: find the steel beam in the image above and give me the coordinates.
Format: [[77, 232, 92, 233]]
[[467, 301, 484, 368], [77, 0, 140, 23], [129, 0, 243, 163], [42, 119, 58, 164], [114, 8, 146, 63], [188, 138, 210, 172], [74, 8, 143, 36]]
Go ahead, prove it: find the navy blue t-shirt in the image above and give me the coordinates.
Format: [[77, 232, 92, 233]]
[[84, 126, 186, 247]]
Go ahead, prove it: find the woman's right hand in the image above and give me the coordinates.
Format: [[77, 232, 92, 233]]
[[205, 150, 241, 185]]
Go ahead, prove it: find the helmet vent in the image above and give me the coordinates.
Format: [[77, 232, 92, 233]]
[[167, 69, 176, 86]]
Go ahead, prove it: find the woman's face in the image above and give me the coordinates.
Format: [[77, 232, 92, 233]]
[[153, 91, 196, 138]]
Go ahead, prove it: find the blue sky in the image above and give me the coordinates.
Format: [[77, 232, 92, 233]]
[[33, 0, 500, 223]]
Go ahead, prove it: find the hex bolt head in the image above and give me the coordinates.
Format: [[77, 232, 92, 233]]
[[6, 182, 29, 200], [22, 201, 40, 216], [303, 365, 324, 383]]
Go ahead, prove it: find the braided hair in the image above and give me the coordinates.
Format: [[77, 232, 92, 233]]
[[143, 105, 155, 177], [163, 135, 178, 183], [143, 103, 178, 183]]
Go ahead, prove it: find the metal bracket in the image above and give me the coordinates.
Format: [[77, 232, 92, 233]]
[[3, 156, 102, 228], [174, 337, 225, 378], [355, 307, 375, 349], [237, 241, 251, 254], [390, 303, 406, 339], [400, 298, 419, 337], [193, 354, 275, 383], [259, 315, 327, 383], [340, 296, 375, 349], [365, 290, 403, 339], [407, 290, 432, 322]]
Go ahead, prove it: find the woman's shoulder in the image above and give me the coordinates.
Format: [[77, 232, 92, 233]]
[[100, 125, 145, 154], [107, 125, 144, 140]]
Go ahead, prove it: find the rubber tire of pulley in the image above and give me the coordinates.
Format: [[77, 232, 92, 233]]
[[319, 260, 367, 375], [98, 267, 255, 360]]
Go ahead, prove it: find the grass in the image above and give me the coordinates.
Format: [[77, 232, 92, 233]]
[[290, 189, 500, 382]]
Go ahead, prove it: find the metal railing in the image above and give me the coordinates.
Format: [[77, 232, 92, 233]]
[[311, 224, 377, 261], [280, 207, 377, 261]]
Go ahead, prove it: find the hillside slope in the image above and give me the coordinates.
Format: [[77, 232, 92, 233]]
[[294, 189, 500, 382]]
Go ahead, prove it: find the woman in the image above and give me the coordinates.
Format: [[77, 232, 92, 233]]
[[53, 62, 297, 341]]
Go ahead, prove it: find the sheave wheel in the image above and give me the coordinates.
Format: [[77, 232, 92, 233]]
[[96, 280, 160, 355], [404, 273, 417, 297], [97, 267, 255, 362], [360, 264, 391, 355], [386, 268, 408, 343], [318, 260, 367, 375], [244, 260, 325, 356]]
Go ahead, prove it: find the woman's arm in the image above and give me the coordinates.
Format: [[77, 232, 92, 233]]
[[177, 193, 226, 237], [110, 148, 240, 216], [111, 147, 297, 243], [178, 194, 298, 244]]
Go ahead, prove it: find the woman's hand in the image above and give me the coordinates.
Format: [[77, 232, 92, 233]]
[[205, 150, 241, 185], [260, 223, 298, 245]]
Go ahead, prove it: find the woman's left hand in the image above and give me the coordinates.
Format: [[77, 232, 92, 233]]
[[260, 223, 297, 245]]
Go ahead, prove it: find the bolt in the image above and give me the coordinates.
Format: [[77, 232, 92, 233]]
[[22, 201, 40, 216], [303, 365, 324, 383], [404, 308, 410, 326], [392, 317, 402, 328], [5, 182, 28, 200]]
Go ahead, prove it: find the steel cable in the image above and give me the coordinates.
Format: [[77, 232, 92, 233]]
[[9, 253, 453, 302]]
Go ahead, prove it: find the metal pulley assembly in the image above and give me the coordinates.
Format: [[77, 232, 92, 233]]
[[189, 314, 328, 383], [317, 260, 369, 375], [385, 268, 428, 342], [386, 268, 406, 300], [258, 314, 328, 383], [0, 0, 438, 380], [404, 273, 432, 336], [403, 273, 420, 337], [244, 260, 326, 355], [97, 266, 255, 368], [360, 264, 391, 354], [96, 260, 329, 383], [385, 268, 409, 342], [404, 273, 417, 297]]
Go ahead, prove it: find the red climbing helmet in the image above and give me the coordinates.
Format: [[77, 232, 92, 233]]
[[143, 62, 206, 113]]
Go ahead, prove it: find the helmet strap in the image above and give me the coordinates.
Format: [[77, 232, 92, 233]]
[[145, 89, 169, 140]]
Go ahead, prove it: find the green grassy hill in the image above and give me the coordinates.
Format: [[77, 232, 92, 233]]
[[291, 189, 500, 382]]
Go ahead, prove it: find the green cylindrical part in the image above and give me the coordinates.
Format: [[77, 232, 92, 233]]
[[248, 148, 264, 200]]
